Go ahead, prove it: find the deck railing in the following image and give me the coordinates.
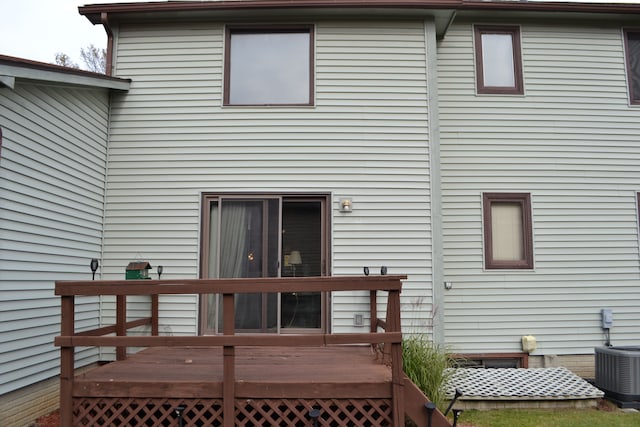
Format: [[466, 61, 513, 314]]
[[55, 275, 406, 426]]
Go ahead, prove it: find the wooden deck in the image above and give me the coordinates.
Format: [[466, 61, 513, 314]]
[[55, 276, 451, 426], [73, 346, 397, 426], [75, 346, 392, 399]]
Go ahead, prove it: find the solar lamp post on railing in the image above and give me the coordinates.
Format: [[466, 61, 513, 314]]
[[90, 258, 99, 280]]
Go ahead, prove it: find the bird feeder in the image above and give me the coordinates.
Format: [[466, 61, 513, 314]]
[[125, 261, 152, 280]]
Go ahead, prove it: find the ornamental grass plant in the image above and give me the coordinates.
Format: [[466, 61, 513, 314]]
[[402, 334, 455, 411]]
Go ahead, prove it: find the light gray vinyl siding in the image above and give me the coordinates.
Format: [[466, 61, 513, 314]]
[[0, 82, 109, 394], [439, 21, 640, 355], [104, 20, 433, 336]]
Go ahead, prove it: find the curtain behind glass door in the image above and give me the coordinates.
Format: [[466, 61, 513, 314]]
[[206, 198, 279, 333]]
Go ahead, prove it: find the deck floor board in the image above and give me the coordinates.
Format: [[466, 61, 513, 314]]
[[74, 345, 393, 399]]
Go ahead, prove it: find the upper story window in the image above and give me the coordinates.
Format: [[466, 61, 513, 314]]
[[624, 29, 640, 105], [224, 25, 314, 106], [474, 25, 524, 95], [483, 193, 533, 270]]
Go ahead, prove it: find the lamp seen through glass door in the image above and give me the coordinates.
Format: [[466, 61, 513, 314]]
[[289, 251, 302, 277]]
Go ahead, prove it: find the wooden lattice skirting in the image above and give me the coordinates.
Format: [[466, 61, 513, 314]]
[[73, 397, 392, 426]]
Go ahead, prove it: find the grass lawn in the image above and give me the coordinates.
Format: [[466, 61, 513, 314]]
[[455, 401, 640, 427]]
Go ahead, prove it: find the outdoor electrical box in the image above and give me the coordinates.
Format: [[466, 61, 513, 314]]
[[601, 308, 613, 329], [521, 335, 537, 353], [126, 261, 152, 280]]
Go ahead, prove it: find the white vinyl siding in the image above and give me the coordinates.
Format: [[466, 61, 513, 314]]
[[0, 82, 109, 394], [439, 22, 640, 355], [104, 20, 433, 337]]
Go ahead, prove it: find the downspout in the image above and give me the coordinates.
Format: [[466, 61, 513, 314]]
[[96, 91, 112, 360], [425, 18, 445, 345], [101, 12, 114, 76], [99, 11, 114, 360]]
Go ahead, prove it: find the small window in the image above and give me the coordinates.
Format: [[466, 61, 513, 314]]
[[474, 26, 524, 95], [624, 29, 640, 105], [483, 193, 533, 269], [224, 26, 314, 106]]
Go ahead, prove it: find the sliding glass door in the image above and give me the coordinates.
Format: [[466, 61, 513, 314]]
[[200, 194, 328, 334], [280, 200, 323, 329]]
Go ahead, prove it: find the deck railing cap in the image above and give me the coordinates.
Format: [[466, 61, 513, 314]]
[[55, 275, 407, 296]]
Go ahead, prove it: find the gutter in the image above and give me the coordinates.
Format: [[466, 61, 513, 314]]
[[79, 0, 463, 23], [459, 0, 640, 13], [79, 0, 640, 24], [0, 55, 130, 91]]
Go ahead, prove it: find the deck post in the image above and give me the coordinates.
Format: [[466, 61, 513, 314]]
[[370, 290, 377, 332], [382, 295, 393, 363], [151, 294, 159, 335], [222, 292, 235, 427], [116, 295, 126, 360], [370, 290, 378, 353], [388, 289, 405, 426], [59, 295, 75, 427]]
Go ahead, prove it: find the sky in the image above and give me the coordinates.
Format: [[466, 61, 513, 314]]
[[1, 0, 639, 70], [0, 0, 153, 68]]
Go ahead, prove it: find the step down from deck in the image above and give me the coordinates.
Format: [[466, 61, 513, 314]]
[[444, 367, 604, 410]]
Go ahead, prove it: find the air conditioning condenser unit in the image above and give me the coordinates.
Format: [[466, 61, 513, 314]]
[[595, 346, 640, 408]]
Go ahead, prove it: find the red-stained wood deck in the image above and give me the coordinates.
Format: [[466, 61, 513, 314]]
[[56, 276, 451, 426], [75, 346, 392, 400]]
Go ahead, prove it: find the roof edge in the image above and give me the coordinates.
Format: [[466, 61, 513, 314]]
[[460, 0, 640, 13], [79, 0, 640, 24], [79, 0, 457, 23], [0, 55, 130, 91]]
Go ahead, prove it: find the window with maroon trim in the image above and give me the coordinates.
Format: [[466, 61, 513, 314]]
[[624, 29, 640, 105], [474, 26, 524, 95], [483, 193, 533, 270], [224, 26, 314, 106]]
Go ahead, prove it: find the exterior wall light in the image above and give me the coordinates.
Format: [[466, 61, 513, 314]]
[[339, 198, 352, 212]]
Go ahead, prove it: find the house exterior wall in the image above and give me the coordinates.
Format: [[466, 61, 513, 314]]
[[101, 19, 435, 337], [0, 81, 110, 406], [438, 19, 640, 357]]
